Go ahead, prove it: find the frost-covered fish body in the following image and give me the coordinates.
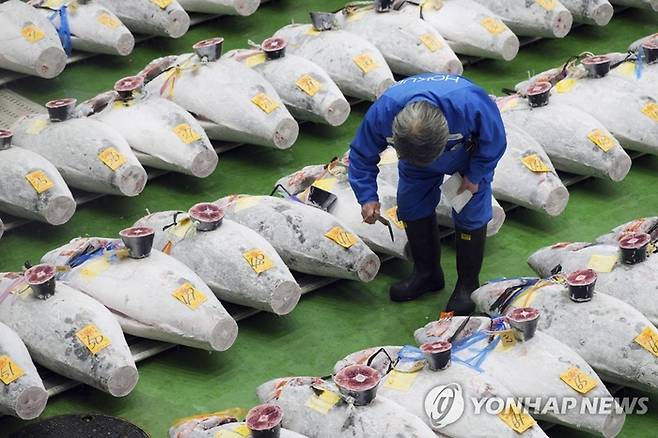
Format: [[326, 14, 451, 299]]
[[337, 7, 463, 76], [134, 208, 301, 315], [177, 0, 260, 15], [0, 0, 66, 78], [216, 195, 381, 282], [95, 0, 189, 38], [596, 216, 658, 244], [560, 0, 614, 25], [272, 24, 394, 101], [43, 237, 238, 351], [473, 0, 573, 38], [0, 321, 48, 420], [610, 0, 658, 11], [170, 419, 307, 438], [227, 45, 350, 126], [0, 271, 138, 397]]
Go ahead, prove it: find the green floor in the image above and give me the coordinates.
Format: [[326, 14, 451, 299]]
[[1, 1, 657, 436]]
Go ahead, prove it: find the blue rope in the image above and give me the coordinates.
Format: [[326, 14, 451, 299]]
[[48, 5, 72, 55], [66, 241, 120, 269], [635, 48, 645, 80], [450, 330, 500, 373]]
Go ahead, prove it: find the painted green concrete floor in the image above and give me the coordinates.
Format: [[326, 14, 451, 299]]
[[1, 1, 657, 436]]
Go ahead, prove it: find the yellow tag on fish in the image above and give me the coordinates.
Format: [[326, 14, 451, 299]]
[[251, 93, 279, 114], [587, 254, 617, 273], [170, 217, 193, 239], [173, 123, 202, 144], [245, 52, 266, 68], [21, 25, 45, 43], [421, 0, 443, 11], [172, 283, 207, 310], [499, 403, 536, 433], [480, 17, 506, 35], [97, 12, 120, 29], [98, 147, 127, 171], [347, 9, 368, 22], [635, 327, 658, 358], [587, 130, 615, 152], [243, 249, 274, 274], [80, 258, 110, 279], [498, 329, 517, 348], [521, 154, 551, 173], [306, 27, 321, 36], [312, 178, 337, 192], [555, 78, 577, 94], [617, 62, 636, 77], [325, 227, 357, 249], [641, 102, 658, 123], [151, 0, 173, 8], [353, 54, 379, 74], [296, 74, 322, 97], [234, 196, 260, 212], [44, 0, 66, 9], [498, 96, 520, 112], [25, 170, 54, 194], [306, 390, 341, 414], [0, 356, 25, 385], [231, 424, 251, 437], [215, 431, 243, 438], [27, 119, 48, 135], [419, 33, 443, 52], [535, 0, 556, 10], [379, 148, 398, 166], [76, 324, 111, 355], [560, 367, 599, 394], [384, 370, 419, 392], [386, 206, 405, 229]]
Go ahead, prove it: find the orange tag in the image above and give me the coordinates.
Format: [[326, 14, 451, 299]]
[[587, 130, 615, 152], [635, 327, 658, 358], [25, 170, 54, 193], [151, 0, 173, 8], [535, 0, 556, 10], [439, 311, 454, 320], [243, 249, 274, 274], [172, 283, 207, 310], [325, 227, 357, 249], [0, 356, 25, 385], [76, 324, 111, 355], [641, 102, 658, 123], [21, 25, 45, 43], [480, 17, 506, 35], [98, 147, 127, 171], [521, 154, 551, 173], [419, 33, 443, 52], [296, 74, 322, 97], [386, 206, 405, 229], [251, 93, 280, 113], [353, 54, 379, 74], [97, 13, 121, 29], [560, 367, 598, 394], [173, 123, 202, 144]]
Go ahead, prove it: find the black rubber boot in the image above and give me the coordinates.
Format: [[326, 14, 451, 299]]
[[446, 225, 487, 315], [390, 215, 445, 302]]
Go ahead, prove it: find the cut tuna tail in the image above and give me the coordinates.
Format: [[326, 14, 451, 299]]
[[560, 0, 614, 26], [177, 0, 260, 15], [473, 0, 574, 38], [610, 0, 658, 12], [0, 0, 66, 78], [95, 0, 190, 38]]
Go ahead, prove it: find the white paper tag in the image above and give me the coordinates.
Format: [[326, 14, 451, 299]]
[[441, 174, 472, 214]]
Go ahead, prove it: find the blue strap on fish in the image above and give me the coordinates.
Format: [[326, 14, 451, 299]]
[[48, 5, 72, 55], [451, 330, 499, 373], [66, 240, 120, 269], [635, 48, 645, 80]]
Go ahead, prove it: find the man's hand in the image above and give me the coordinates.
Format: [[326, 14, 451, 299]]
[[361, 201, 381, 224], [458, 176, 479, 195]]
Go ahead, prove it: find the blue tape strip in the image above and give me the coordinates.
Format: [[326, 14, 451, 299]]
[[451, 330, 500, 373], [48, 6, 72, 55]]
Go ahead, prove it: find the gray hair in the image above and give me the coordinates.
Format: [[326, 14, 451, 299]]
[[392, 101, 449, 166]]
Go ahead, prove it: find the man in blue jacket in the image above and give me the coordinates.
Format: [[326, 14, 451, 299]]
[[348, 73, 506, 315]]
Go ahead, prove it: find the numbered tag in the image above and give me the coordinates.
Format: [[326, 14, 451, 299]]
[[480, 17, 506, 35], [0, 356, 25, 385], [27, 118, 48, 135], [439, 311, 454, 320], [231, 424, 251, 437], [151, 0, 173, 8], [173, 123, 202, 144], [555, 78, 577, 94], [97, 13, 120, 29], [535, 0, 556, 10], [587, 130, 615, 152], [296, 74, 322, 97], [641, 102, 658, 123], [560, 367, 598, 394], [172, 283, 207, 310], [587, 254, 617, 273], [384, 370, 419, 392], [498, 329, 517, 348], [419, 33, 443, 52], [245, 52, 266, 68], [305, 390, 341, 414], [251, 93, 280, 114], [169, 217, 193, 239], [521, 154, 551, 173], [25, 170, 54, 194], [76, 324, 111, 355], [98, 147, 127, 171], [353, 54, 379, 74], [386, 207, 405, 229], [243, 249, 274, 274], [312, 178, 337, 192], [21, 25, 45, 43], [325, 227, 357, 249], [635, 327, 658, 358], [80, 258, 110, 279], [498, 403, 536, 433]]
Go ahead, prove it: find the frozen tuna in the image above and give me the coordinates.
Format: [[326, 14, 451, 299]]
[[79, 76, 217, 178], [473, 0, 573, 38], [177, 0, 260, 15], [596, 216, 658, 245], [141, 38, 299, 149], [215, 195, 381, 282], [472, 276, 658, 394], [336, 6, 463, 76], [0, 268, 138, 397], [334, 345, 549, 437], [0, 0, 66, 78], [630, 33, 658, 51], [272, 23, 395, 101], [610, 0, 658, 11], [31, 0, 135, 56], [256, 377, 437, 437], [95, 0, 190, 38], [0, 321, 48, 420], [0, 219, 4, 241], [226, 40, 351, 126], [528, 240, 658, 324], [560, 0, 614, 25], [42, 235, 239, 351], [397, 0, 519, 61], [498, 93, 631, 182], [134, 206, 302, 315], [415, 315, 625, 437], [0, 129, 76, 225], [12, 98, 147, 197]]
